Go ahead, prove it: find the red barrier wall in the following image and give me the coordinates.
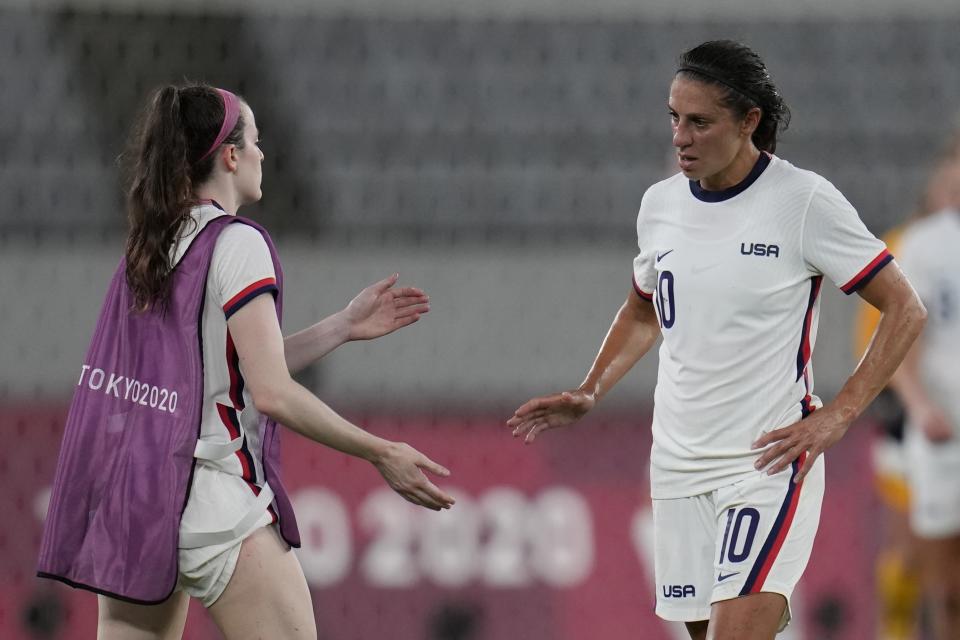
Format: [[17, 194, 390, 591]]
[[0, 405, 880, 639]]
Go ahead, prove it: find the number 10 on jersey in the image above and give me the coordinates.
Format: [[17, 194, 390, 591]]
[[655, 271, 676, 329]]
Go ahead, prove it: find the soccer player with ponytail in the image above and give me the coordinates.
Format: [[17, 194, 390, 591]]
[[39, 84, 454, 639]]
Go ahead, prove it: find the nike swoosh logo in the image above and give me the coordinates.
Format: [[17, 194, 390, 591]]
[[656, 249, 674, 262], [717, 571, 740, 582]]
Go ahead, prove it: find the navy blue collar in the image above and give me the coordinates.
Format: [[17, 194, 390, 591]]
[[197, 198, 226, 212], [689, 152, 771, 203]]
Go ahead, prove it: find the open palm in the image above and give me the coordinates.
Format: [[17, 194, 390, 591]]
[[506, 390, 596, 443], [345, 273, 430, 341]]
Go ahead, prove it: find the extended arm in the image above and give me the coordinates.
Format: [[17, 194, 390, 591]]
[[578, 290, 662, 401], [283, 313, 351, 375], [283, 273, 429, 375], [754, 262, 927, 481], [507, 290, 661, 443], [230, 294, 452, 510]]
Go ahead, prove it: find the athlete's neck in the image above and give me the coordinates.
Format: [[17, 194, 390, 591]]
[[699, 146, 762, 192], [195, 182, 238, 216]]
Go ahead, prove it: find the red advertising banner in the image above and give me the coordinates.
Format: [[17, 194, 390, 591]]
[[1, 406, 879, 639]]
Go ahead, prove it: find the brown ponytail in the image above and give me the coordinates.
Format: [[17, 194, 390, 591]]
[[123, 83, 245, 311]]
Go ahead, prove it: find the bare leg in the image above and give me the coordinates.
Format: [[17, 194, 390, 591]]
[[97, 591, 189, 640], [208, 525, 317, 640], [685, 620, 708, 640], [919, 534, 960, 640], [707, 592, 786, 640]]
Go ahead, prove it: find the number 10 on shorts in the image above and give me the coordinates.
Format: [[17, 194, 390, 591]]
[[719, 507, 760, 567]]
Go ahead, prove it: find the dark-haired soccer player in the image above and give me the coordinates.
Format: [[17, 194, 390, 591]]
[[509, 40, 926, 639]]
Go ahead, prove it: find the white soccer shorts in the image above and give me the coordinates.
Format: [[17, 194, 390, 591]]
[[176, 465, 276, 607], [905, 423, 960, 538], [653, 454, 825, 630]]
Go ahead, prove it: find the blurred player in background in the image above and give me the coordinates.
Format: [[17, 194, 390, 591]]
[[38, 83, 454, 640], [854, 213, 921, 640], [892, 151, 960, 640], [854, 145, 960, 640], [508, 40, 926, 640]]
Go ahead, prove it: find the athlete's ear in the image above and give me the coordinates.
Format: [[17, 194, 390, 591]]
[[221, 145, 239, 173], [740, 107, 761, 138]]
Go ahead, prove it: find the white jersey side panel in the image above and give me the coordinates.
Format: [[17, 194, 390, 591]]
[[633, 156, 889, 499], [171, 204, 279, 534]]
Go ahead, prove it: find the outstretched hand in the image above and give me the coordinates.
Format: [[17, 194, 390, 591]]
[[752, 406, 851, 484], [372, 442, 455, 511], [344, 273, 430, 341], [506, 389, 596, 444]]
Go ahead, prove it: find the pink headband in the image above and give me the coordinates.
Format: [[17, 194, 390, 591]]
[[197, 88, 241, 163]]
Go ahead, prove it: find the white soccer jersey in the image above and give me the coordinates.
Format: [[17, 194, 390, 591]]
[[897, 208, 960, 432], [170, 203, 279, 537], [633, 154, 889, 499]]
